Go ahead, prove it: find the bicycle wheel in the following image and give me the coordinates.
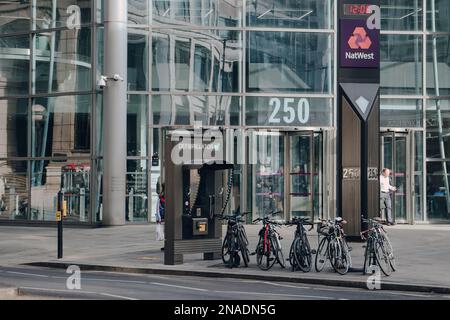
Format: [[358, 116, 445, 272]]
[[221, 234, 231, 265], [330, 238, 350, 275], [379, 229, 396, 271], [363, 238, 372, 275], [238, 232, 250, 268], [294, 233, 312, 273], [375, 239, 392, 276], [256, 236, 276, 271], [289, 239, 299, 271], [315, 237, 329, 272], [272, 235, 285, 268], [240, 226, 249, 246]]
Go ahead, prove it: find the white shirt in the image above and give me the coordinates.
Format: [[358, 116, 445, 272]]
[[380, 174, 395, 193]]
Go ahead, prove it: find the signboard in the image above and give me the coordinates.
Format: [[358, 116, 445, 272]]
[[340, 19, 379, 68], [368, 167, 378, 180], [342, 167, 361, 180]]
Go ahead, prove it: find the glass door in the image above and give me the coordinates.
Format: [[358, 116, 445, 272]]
[[381, 132, 411, 223], [289, 132, 313, 219], [288, 132, 322, 221], [250, 132, 285, 220]]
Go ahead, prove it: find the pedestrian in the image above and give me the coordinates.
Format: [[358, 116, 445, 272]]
[[380, 168, 397, 225], [155, 183, 165, 250]]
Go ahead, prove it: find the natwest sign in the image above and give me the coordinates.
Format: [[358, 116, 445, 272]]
[[340, 19, 379, 68]]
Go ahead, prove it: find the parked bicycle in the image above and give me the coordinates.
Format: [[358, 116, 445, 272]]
[[253, 210, 285, 271], [315, 217, 352, 275], [361, 217, 396, 276], [286, 217, 314, 272], [217, 210, 250, 268]]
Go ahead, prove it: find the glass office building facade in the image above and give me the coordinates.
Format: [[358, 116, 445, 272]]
[[0, 0, 449, 224]]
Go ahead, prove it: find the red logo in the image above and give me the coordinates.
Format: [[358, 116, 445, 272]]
[[348, 27, 372, 49]]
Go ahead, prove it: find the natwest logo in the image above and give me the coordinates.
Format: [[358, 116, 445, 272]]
[[348, 27, 372, 50]]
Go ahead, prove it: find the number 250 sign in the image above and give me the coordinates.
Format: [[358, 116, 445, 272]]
[[268, 98, 310, 125]]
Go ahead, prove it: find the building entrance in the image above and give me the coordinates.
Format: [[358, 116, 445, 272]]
[[249, 131, 323, 222], [381, 131, 420, 223]]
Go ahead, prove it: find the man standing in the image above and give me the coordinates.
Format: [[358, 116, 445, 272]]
[[380, 168, 397, 225]]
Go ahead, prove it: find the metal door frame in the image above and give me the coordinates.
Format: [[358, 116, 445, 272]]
[[248, 130, 324, 222], [380, 131, 413, 224], [286, 131, 318, 222]]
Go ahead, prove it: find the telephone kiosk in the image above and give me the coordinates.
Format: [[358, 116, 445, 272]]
[[164, 153, 234, 265], [182, 162, 234, 240]]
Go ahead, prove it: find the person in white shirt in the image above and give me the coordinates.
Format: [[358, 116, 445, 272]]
[[380, 168, 397, 225]]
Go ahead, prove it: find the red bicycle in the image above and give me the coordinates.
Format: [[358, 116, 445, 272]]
[[253, 210, 284, 271]]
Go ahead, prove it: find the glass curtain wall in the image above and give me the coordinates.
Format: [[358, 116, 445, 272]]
[[145, 0, 335, 221], [0, 0, 99, 223], [1, 1, 449, 224]]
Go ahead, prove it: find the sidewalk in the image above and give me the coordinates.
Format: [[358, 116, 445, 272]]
[[1, 224, 450, 293]]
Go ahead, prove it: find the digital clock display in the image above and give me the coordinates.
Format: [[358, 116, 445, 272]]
[[344, 4, 371, 15]]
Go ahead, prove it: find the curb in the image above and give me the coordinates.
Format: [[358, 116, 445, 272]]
[[16, 287, 125, 300], [24, 261, 450, 295], [0, 287, 18, 298]]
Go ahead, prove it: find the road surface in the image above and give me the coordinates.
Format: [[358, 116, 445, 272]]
[[0, 265, 449, 300]]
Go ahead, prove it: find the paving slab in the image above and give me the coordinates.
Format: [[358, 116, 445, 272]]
[[1, 224, 450, 293]]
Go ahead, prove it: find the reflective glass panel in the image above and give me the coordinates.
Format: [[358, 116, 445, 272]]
[[152, 29, 242, 92], [427, 0, 450, 32], [0, 98, 28, 158], [0, 0, 30, 34], [31, 159, 91, 222], [426, 161, 450, 221], [31, 94, 91, 158], [127, 95, 148, 157], [34, 0, 91, 30], [426, 35, 450, 96], [246, 31, 333, 93], [247, 0, 333, 29], [152, 0, 242, 27], [128, 32, 148, 91], [128, 0, 149, 28], [381, 34, 422, 95], [380, 99, 422, 128], [426, 99, 450, 159], [34, 28, 92, 94], [0, 160, 28, 221], [0, 35, 30, 96], [380, 0, 422, 31], [152, 94, 241, 126], [126, 159, 148, 222]]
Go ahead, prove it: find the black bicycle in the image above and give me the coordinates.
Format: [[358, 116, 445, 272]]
[[315, 217, 352, 275], [218, 210, 250, 268], [253, 210, 285, 271], [361, 217, 396, 276], [286, 217, 314, 272]]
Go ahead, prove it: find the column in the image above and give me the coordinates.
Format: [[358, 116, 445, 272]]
[[102, 0, 127, 225]]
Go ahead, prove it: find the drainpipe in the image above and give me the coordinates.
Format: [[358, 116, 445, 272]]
[[102, 0, 127, 225]]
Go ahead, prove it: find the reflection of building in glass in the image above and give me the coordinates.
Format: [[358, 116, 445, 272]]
[[0, 0, 450, 224]]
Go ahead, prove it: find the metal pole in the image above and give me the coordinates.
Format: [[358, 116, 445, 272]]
[[103, 0, 128, 225], [431, 0, 450, 213], [57, 191, 63, 259]]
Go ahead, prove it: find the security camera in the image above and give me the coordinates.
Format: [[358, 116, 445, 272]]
[[97, 75, 108, 89], [112, 74, 124, 81]]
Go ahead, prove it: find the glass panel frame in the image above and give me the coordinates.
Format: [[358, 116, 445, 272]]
[[246, 31, 333, 94]]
